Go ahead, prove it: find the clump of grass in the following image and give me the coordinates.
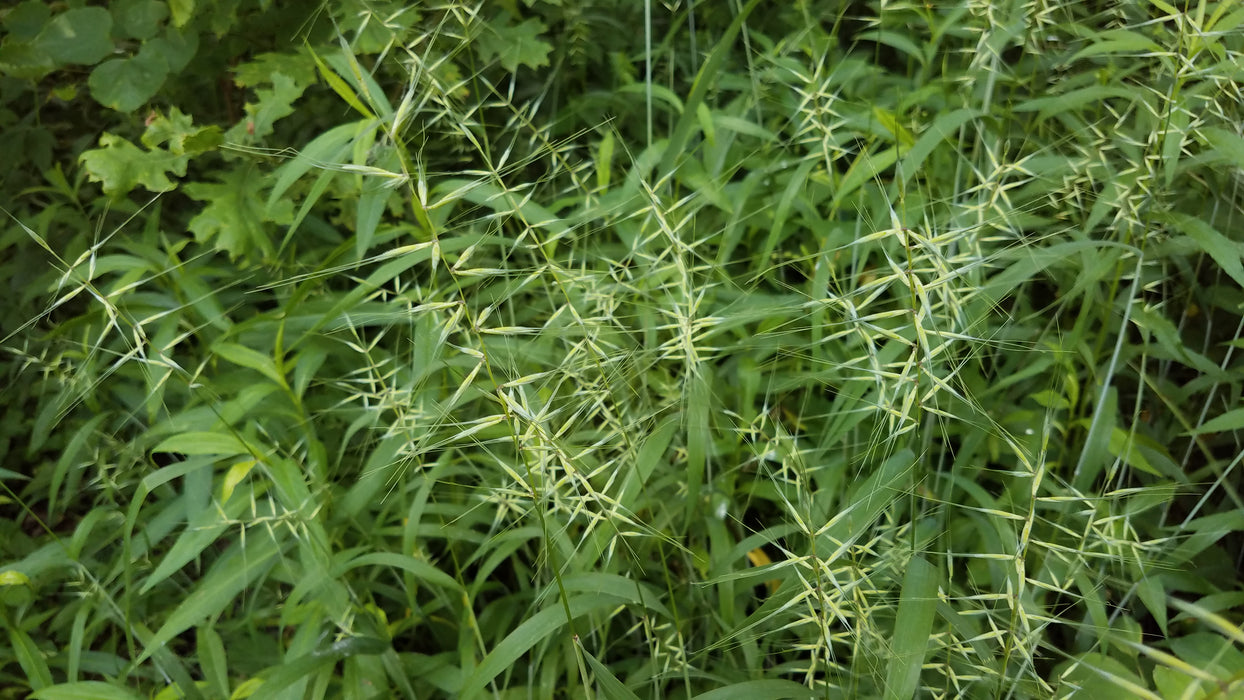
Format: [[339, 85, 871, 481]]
[[2, 1, 1243, 698]]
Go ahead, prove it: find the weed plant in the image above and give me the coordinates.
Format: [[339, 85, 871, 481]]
[[2, 1, 1243, 698]]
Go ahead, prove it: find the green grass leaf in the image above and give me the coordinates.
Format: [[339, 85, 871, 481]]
[[29, 682, 144, 700], [151, 431, 248, 456], [135, 531, 284, 665], [577, 639, 641, 700], [458, 595, 632, 699], [691, 680, 818, 699], [1162, 212, 1244, 289], [885, 556, 939, 700]]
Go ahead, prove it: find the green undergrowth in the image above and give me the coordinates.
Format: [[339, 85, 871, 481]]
[[2, 1, 1244, 698]]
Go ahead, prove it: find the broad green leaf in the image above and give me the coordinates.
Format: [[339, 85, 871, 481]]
[[142, 107, 220, 155], [0, 38, 56, 79], [36, 7, 114, 66], [88, 43, 170, 113], [226, 72, 305, 142], [168, 0, 195, 27], [1151, 666, 1206, 700], [340, 433, 406, 518], [234, 51, 318, 88], [112, 0, 169, 40], [1167, 511, 1244, 564], [135, 532, 283, 665], [147, 25, 199, 73], [30, 682, 144, 700], [983, 240, 1126, 305], [123, 457, 215, 556], [4, 2, 51, 41], [282, 234, 486, 352], [1169, 632, 1244, 678], [79, 133, 188, 196], [1169, 600, 1244, 647], [262, 456, 314, 514], [221, 460, 257, 504], [1130, 304, 1223, 378], [477, 13, 552, 73], [184, 166, 293, 259], [1145, 0, 1179, 16], [4, 2, 50, 42], [885, 556, 939, 700], [1162, 97, 1189, 186]]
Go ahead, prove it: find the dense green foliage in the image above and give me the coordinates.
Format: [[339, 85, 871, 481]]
[[3, 1, 1244, 697]]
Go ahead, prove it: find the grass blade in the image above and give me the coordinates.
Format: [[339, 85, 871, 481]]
[[884, 555, 939, 700]]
